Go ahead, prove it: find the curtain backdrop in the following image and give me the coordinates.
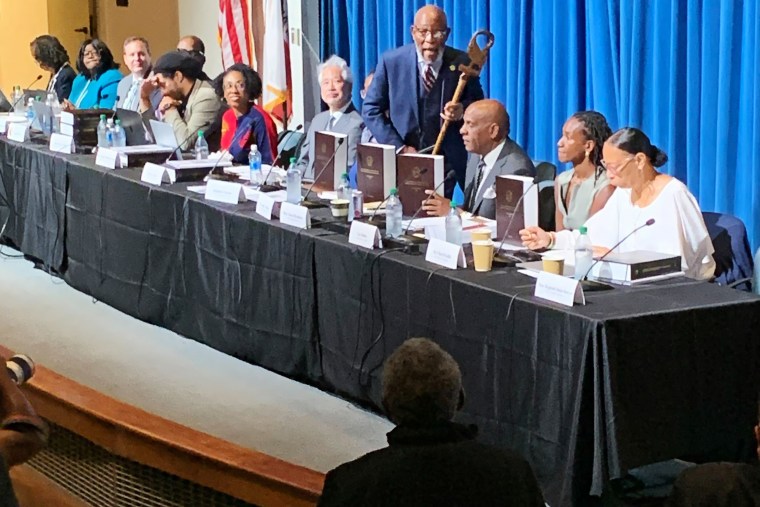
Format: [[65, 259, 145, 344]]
[[320, 0, 760, 250]]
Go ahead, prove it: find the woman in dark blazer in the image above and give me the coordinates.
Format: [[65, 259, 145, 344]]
[[30, 35, 77, 101]]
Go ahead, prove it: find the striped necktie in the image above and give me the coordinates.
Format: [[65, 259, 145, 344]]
[[423, 64, 436, 93], [468, 158, 487, 210]]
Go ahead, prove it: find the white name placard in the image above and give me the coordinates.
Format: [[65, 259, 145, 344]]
[[141, 163, 171, 185], [349, 221, 383, 249], [205, 179, 246, 204], [59, 122, 74, 137], [60, 111, 75, 125], [279, 202, 311, 229], [256, 192, 276, 220], [95, 147, 121, 169], [534, 271, 585, 307], [49, 133, 74, 154], [7, 122, 28, 143], [425, 238, 467, 269]]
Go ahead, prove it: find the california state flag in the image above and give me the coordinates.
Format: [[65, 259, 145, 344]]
[[262, 0, 291, 123]]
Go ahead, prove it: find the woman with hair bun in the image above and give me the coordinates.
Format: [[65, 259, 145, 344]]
[[520, 127, 716, 280]]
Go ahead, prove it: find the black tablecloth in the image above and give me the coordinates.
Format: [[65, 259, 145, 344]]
[[2, 137, 759, 506]]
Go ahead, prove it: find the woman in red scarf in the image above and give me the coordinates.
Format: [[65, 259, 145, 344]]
[[214, 64, 275, 164]]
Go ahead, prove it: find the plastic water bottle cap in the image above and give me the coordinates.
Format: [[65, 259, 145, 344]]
[[579, 226, 588, 234], [198, 131, 204, 137], [252, 144, 257, 150], [390, 188, 398, 195]]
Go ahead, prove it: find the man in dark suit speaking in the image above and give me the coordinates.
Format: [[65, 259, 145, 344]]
[[422, 99, 535, 219], [362, 5, 484, 197]]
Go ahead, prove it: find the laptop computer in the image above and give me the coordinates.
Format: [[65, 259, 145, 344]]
[[31, 102, 52, 133], [149, 119, 183, 160], [116, 108, 150, 146]]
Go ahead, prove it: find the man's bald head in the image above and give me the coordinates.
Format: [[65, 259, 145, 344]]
[[411, 5, 449, 63], [460, 99, 510, 155]]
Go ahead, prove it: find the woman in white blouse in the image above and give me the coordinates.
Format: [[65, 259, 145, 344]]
[[520, 128, 716, 280]]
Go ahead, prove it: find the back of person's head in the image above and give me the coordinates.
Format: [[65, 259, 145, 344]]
[[571, 110, 613, 174], [76, 38, 117, 78], [177, 35, 206, 68], [30, 35, 70, 72], [153, 50, 204, 81], [607, 127, 668, 168], [382, 338, 463, 426]]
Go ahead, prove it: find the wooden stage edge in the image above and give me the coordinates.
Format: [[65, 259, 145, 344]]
[[0, 345, 324, 507]]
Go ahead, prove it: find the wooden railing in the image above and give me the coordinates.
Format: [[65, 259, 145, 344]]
[[0, 345, 325, 507]]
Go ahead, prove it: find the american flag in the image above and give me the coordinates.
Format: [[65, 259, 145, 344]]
[[262, 0, 291, 124], [218, 0, 253, 68]]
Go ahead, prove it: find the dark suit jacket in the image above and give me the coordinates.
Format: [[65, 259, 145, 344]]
[[362, 44, 484, 191], [464, 138, 535, 219], [51, 64, 76, 102], [667, 462, 760, 507], [318, 421, 545, 507]]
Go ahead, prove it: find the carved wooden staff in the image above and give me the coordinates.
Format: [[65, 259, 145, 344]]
[[432, 30, 495, 155]]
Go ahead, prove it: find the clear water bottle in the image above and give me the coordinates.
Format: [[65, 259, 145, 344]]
[[248, 144, 262, 188], [195, 131, 209, 160], [753, 247, 760, 295], [105, 118, 115, 147], [385, 188, 403, 238], [25, 98, 35, 126], [97, 114, 109, 148], [338, 172, 354, 222], [286, 156, 302, 204], [574, 225, 594, 280], [112, 119, 127, 147], [445, 201, 462, 246], [12, 86, 24, 113], [45, 92, 59, 134]]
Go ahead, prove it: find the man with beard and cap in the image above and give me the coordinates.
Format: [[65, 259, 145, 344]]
[[140, 51, 221, 150]]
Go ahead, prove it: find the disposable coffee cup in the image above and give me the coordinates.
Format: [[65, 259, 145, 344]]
[[470, 228, 492, 243], [541, 254, 565, 275], [472, 240, 494, 272], [330, 199, 349, 218]]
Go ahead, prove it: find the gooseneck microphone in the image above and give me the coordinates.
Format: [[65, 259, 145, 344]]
[[10, 75, 44, 110], [263, 124, 303, 186], [580, 218, 656, 284], [204, 124, 254, 181], [368, 168, 429, 222], [403, 169, 457, 235], [164, 128, 204, 162], [302, 137, 346, 202]]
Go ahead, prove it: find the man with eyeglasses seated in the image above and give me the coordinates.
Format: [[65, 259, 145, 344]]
[[176, 35, 211, 82], [362, 4, 484, 198]]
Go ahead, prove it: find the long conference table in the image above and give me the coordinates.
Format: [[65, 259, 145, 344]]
[[2, 136, 759, 506]]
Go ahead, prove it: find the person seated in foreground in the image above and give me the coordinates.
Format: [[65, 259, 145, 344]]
[[64, 39, 123, 110], [0, 354, 49, 505], [116, 36, 161, 111], [555, 111, 615, 231], [666, 398, 760, 506], [520, 127, 716, 280], [295, 55, 364, 180], [29, 35, 77, 102], [140, 51, 221, 150], [422, 99, 534, 219], [213, 64, 274, 165], [318, 337, 545, 507]]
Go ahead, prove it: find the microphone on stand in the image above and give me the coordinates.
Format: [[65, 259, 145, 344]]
[[11, 75, 43, 110], [204, 124, 254, 181], [164, 128, 204, 162], [302, 137, 346, 203], [262, 124, 303, 189], [403, 170, 457, 236], [368, 168, 428, 222], [578, 218, 656, 292]]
